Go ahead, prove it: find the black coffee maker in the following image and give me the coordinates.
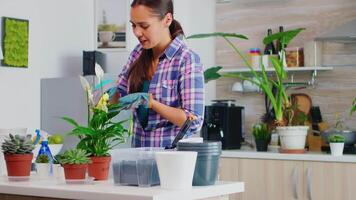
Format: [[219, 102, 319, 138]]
[[202, 100, 245, 149]]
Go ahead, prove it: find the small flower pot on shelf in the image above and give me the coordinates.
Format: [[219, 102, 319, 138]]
[[88, 156, 111, 180], [63, 164, 88, 179], [328, 134, 345, 156], [252, 123, 270, 152], [255, 139, 269, 152], [1, 134, 35, 177], [59, 149, 91, 181]]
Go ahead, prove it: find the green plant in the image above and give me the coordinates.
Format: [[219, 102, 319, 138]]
[[187, 28, 305, 126], [62, 64, 131, 157], [350, 98, 356, 116], [2, 17, 29, 67], [252, 123, 270, 141], [98, 24, 123, 32], [36, 154, 49, 163], [328, 134, 345, 143], [59, 149, 91, 165], [1, 134, 35, 154]]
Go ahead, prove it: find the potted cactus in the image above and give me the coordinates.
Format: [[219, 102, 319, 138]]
[[35, 154, 50, 178], [328, 134, 345, 156], [252, 123, 271, 152], [59, 149, 91, 180], [1, 134, 35, 177]]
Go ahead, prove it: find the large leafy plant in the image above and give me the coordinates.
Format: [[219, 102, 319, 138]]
[[187, 28, 305, 126], [62, 64, 131, 157]]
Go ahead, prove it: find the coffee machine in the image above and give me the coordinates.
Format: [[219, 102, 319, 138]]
[[202, 100, 245, 149]]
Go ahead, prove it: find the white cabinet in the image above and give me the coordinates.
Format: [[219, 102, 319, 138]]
[[219, 157, 356, 200]]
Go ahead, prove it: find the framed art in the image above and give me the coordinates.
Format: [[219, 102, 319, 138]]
[[1, 17, 29, 68], [95, 0, 129, 51]]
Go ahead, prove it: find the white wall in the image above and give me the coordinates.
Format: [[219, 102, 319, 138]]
[[0, 0, 94, 133], [174, 0, 216, 104]]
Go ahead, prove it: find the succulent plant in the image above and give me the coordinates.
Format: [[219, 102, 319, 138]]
[[36, 154, 49, 163], [60, 149, 91, 165], [328, 134, 346, 143], [53, 154, 64, 165], [1, 134, 35, 154]]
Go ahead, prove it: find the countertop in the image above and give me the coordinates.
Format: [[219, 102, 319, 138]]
[[221, 146, 356, 163], [0, 176, 244, 200]]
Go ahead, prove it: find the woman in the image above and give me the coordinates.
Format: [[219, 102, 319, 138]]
[[116, 0, 204, 147]]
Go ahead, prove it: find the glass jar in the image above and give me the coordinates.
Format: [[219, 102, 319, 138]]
[[249, 48, 261, 68], [285, 47, 304, 67]]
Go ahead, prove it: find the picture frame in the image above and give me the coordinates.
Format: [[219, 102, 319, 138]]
[[1, 17, 29, 68], [95, 0, 129, 51]]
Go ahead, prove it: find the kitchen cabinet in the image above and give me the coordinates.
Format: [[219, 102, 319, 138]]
[[219, 158, 303, 200], [303, 161, 356, 200], [219, 157, 356, 200]]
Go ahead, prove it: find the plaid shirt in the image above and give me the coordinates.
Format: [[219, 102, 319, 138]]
[[117, 36, 204, 147]]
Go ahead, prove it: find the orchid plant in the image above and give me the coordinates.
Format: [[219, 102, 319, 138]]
[[62, 64, 131, 157]]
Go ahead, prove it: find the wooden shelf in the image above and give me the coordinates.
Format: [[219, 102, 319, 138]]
[[220, 66, 333, 73]]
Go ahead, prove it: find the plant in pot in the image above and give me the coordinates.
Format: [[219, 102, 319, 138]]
[[59, 148, 91, 180], [62, 64, 131, 180], [252, 123, 271, 152], [1, 134, 35, 177], [35, 154, 50, 178], [187, 28, 309, 153], [328, 134, 345, 156]]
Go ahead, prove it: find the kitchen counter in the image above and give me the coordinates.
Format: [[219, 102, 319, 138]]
[[0, 176, 244, 200], [222, 146, 356, 163]]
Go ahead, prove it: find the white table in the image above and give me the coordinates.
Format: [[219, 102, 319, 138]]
[[0, 176, 244, 200]]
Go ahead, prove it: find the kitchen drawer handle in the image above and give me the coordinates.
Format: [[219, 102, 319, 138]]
[[292, 167, 299, 199], [306, 167, 312, 200]]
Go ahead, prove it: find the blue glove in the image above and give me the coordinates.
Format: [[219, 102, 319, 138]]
[[119, 93, 150, 110]]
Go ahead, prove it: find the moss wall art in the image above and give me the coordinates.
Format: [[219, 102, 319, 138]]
[[1, 17, 29, 68]]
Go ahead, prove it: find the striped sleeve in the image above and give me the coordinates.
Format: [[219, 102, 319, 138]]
[[179, 50, 205, 135]]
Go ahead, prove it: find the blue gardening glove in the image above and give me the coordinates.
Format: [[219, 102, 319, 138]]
[[119, 92, 150, 110]]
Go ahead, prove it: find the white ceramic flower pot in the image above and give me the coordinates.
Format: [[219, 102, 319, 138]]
[[52, 164, 64, 179], [155, 151, 197, 190], [36, 163, 50, 178], [330, 143, 344, 156], [277, 126, 309, 150]]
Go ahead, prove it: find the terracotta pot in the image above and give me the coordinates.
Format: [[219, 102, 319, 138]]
[[88, 156, 111, 180], [4, 154, 33, 176], [63, 164, 88, 180]]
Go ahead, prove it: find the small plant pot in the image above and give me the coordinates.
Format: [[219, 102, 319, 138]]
[[4, 154, 33, 176], [88, 156, 111, 180], [52, 164, 64, 179], [63, 164, 88, 180], [36, 163, 50, 178], [255, 139, 269, 152], [330, 143, 344, 156]]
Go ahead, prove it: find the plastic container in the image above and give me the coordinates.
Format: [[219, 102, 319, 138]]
[[285, 47, 304, 67], [177, 141, 222, 186], [111, 148, 162, 187]]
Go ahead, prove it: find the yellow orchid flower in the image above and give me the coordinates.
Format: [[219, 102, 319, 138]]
[[95, 93, 109, 113]]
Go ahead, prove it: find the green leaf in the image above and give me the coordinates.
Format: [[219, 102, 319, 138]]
[[263, 28, 305, 46], [62, 117, 79, 127], [187, 32, 248, 40], [204, 66, 222, 83]]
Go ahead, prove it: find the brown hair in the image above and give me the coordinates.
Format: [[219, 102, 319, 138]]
[[128, 0, 184, 93]]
